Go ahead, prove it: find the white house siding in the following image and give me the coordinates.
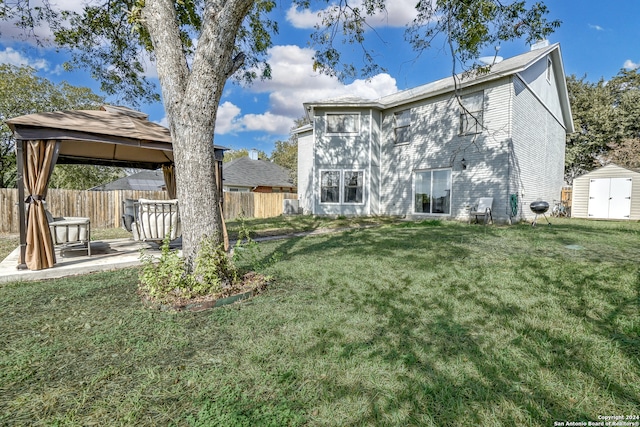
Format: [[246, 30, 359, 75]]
[[519, 54, 563, 123], [511, 75, 567, 221], [297, 129, 314, 214], [379, 79, 513, 222], [571, 164, 640, 220], [313, 108, 373, 215]]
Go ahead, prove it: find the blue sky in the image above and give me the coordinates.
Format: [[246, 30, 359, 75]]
[[1, 0, 638, 155]]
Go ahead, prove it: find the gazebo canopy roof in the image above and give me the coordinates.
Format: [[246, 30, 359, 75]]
[[7, 105, 174, 169]]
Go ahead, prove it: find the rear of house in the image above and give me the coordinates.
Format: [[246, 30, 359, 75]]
[[297, 43, 573, 223]]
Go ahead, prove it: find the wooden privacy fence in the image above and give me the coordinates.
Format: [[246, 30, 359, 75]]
[[0, 189, 297, 234]]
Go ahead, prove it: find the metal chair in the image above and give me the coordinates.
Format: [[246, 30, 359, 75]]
[[469, 197, 493, 225], [131, 199, 181, 243]]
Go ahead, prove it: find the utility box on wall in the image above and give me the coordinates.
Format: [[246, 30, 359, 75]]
[[283, 199, 300, 215]]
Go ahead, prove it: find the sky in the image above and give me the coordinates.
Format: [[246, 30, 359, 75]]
[[1, 0, 639, 155]]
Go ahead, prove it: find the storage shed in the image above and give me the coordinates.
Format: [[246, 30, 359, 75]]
[[571, 164, 640, 220]]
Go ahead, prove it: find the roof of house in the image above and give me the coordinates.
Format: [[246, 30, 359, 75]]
[[91, 169, 165, 191], [223, 157, 295, 188], [304, 43, 573, 132]]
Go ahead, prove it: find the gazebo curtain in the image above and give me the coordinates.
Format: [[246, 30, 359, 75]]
[[24, 140, 59, 270], [162, 164, 177, 199]]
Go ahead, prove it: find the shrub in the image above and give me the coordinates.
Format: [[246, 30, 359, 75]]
[[139, 234, 239, 304]]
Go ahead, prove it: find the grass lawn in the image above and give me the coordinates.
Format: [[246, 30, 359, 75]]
[[0, 218, 639, 425]]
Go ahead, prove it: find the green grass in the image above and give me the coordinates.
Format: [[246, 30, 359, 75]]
[[1, 218, 639, 426]]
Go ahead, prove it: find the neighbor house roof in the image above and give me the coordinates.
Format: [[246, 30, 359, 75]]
[[304, 43, 574, 132], [91, 169, 166, 191], [223, 157, 295, 188]]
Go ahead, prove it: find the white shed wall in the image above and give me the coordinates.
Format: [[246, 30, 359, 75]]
[[571, 164, 640, 220]]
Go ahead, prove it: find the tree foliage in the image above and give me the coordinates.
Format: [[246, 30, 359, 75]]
[[223, 148, 269, 163], [0, 64, 106, 188], [565, 69, 640, 183], [49, 165, 124, 190]]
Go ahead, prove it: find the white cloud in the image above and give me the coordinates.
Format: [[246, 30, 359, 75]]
[[242, 112, 295, 134], [213, 45, 398, 137], [0, 0, 88, 43], [215, 101, 243, 134], [0, 47, 49, 70], [286, 0, 418, 29], [589, 24, 604, 31], [623, 59, 639, 70]]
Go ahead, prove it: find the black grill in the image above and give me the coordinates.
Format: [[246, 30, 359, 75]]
[[530, 201, 551, 226]]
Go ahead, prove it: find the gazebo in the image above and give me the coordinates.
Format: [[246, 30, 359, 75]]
[[7, 105, 224, 271]]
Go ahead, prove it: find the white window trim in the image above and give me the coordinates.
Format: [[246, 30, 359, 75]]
[[459, 91, 485, 136], [325, 112, 361, 136], [319, 169, 341, 205], [318, 169, 366, 205], [342, 170, 366, 205], [546, 57, 553, 83], [394, 109, 412, 145], [412, 168, 453, 216]]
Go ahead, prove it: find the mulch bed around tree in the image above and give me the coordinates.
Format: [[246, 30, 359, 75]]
[[139, 272, 270, 312]]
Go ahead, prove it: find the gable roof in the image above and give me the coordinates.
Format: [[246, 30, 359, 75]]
[[90, 169, 165, 191], [223, 157, 295, 188], [304, 43, 573, 132]]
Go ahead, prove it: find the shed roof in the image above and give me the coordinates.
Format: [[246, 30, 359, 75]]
[[223, 157, 295, 188]]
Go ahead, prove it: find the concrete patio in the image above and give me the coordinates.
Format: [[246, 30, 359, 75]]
[[0, 238, 169, 284]]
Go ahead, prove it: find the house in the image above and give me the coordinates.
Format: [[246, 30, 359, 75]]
[[296, 42, 574, 223], [224, 153, 296, 193], [571, 164, 640, 220], [90, 169, 166, 191]]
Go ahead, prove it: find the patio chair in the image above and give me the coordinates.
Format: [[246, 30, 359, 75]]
[[45, 208, 92, 256], [132, 199, 181, 243], [121, 198, 138, 233], [469, 197, 493, 225]]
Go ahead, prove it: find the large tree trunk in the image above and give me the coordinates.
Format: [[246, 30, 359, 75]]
[[143, 0, 254, 267]]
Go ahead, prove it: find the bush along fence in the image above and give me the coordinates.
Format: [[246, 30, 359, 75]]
[[0, 189, 297, 234]]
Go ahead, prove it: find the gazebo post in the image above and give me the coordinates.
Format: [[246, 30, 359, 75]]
[[15, 139, 27, 270]]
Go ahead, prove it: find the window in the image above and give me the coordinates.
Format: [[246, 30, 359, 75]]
[[546, 57, 552, 83], [343, 171, 364, 204], [459, 91, 484, 135], [394, 109, 411, 144], [320, 170, 365, 204], [320, 171, 341, 203], [414, 169, 451, 214], [326, 113, 360, 134]]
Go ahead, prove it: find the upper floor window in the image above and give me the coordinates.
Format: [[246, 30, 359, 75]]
[[459, 91, 484, 135], [546, 57, 552, 83], [325, 113, 360, 135], [394, 109, 411, 144]]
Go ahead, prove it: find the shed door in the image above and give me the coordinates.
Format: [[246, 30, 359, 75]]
[[588, 179, 611, 219], [608, 178, 632, 219], [587, 177, 632, 219]]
